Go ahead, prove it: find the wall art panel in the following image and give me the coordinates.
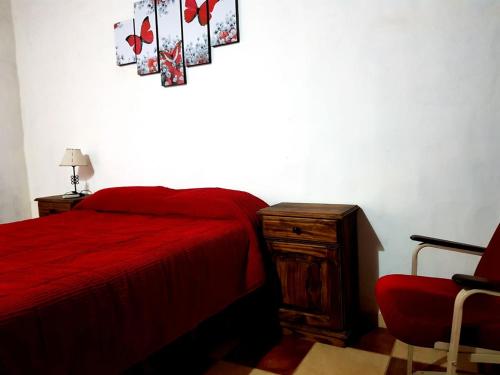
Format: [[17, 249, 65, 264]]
[[157, 0, 187, 87], [210, 0, 239, 47], [182, 0, 211, 66], [114, 20, 137, 66], [133, 0, 160, 75]]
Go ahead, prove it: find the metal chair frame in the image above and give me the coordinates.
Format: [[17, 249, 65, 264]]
[[407, 243, 500, 375]]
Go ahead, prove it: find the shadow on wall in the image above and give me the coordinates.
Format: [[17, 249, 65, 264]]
[[357, 209, 383, 329], [78, 154, 94, 193]]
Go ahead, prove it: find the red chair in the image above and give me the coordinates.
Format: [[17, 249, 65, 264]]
[[376, 225, 500, 375]]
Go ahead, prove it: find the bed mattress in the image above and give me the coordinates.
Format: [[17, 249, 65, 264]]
[[0, 187, 267, 374]]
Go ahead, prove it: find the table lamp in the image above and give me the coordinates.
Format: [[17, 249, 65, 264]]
[[59, 148, 88, 196]]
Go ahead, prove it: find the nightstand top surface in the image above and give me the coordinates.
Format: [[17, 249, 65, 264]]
[[35, 195, 86, 203], [258, 202, 358, 220]]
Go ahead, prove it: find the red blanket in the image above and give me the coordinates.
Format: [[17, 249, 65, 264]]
[[0, 187, 267, 374]]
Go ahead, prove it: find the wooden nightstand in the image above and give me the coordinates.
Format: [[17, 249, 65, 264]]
[[35, 195, 86, 217], [258, 202, 359, 346]]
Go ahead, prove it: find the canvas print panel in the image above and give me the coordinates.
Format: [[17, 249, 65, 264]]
[[114, 20, 137, 66], [134, 0, 160, 75], [157, 0, 187, 87], [210, 0, 239, 47], [182, 0, 211, 66]]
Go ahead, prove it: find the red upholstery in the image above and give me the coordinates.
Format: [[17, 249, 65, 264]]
[[475, 225, 500, 279], [376, 225, 500, 350]]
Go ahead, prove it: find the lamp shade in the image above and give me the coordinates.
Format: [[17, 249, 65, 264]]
[[59, 148, 88, 166]]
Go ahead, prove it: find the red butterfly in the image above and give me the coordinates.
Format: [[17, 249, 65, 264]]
[[160, 41, 184, 86], [184, 0, 219, 26], [126, 16, 154, 55], [160, 41, 183, 68]]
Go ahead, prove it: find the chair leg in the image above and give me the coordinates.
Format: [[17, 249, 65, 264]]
[[447, 290, 468, 375], [407, 344, 414, 375]]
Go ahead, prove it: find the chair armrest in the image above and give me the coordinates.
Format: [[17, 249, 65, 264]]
[[410, 235, 486, 254], [410, 235, 485, 275], [452, 274, 500, 293]]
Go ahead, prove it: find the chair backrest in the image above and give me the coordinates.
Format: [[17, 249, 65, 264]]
[[474, 224, 500, 279]]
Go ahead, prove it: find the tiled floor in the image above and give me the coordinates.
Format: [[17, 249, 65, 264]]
[[129, 328, 499, 374]]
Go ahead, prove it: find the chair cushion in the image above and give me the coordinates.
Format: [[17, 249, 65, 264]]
[[376, 274, 500, 350]]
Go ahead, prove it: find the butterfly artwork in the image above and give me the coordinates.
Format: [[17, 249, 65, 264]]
[[209, 0, 239, 47], [113, 0, 240, 87], [157, 0, 187, 86], [126, 16, 154, 56], [114, 20, 137, 66], [160, 41, 186, 86], [181, 0, 212, 66], [133, 0, 160, 76]]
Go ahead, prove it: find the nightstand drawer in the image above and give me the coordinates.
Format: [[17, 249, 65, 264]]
[[40, 202, 73, 211], [35, 195, 86, 217], [262, 216, 337, 243], [39, 207, 68, 216]]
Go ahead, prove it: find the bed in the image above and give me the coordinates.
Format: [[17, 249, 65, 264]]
[[0, 186, 268, 374]]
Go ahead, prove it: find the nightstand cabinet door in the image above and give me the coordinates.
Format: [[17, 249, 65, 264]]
[[270, 241, 342, 330]]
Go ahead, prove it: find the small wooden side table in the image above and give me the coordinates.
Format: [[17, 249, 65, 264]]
[[35, 195, 86, 217], [258, 202, 359, 346]]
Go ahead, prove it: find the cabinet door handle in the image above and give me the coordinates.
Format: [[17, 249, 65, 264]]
[[292, 226, 302, 235]]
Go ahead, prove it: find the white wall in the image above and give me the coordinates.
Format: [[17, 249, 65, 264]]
[[0, 0, 30, 223], [11, 0, 500, 287]]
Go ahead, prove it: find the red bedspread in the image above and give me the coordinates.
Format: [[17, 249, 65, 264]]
[[0, 187, 267, 374]]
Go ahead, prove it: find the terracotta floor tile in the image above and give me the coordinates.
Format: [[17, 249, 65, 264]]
[[479, 363, 500, 375], [351, 328, 396, 355], [208, 337, 242, 361], [204, 361, 278, 375], [293, 342, 390, 375], [223, 335, 280, 368], [254, 335, 314, 375]]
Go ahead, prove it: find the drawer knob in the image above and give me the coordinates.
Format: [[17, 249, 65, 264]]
[[292, 226, 302, 235]]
